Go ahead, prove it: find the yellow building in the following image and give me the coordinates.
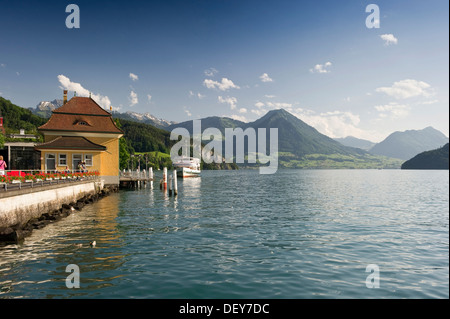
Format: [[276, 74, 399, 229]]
[[35, 95, 123, 185]]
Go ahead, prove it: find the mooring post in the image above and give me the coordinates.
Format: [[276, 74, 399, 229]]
[[169, 175, 173, 196], [149, 167, 153, 189], [163, 167, 167, 190], [173, 169, 178, 196], [143, 169, 146, 187]]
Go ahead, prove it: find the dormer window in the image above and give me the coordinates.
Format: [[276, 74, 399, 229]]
[[74, 119, 90, 126]]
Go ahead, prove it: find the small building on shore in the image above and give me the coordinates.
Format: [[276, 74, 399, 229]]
[[35, 94, 123, 185]]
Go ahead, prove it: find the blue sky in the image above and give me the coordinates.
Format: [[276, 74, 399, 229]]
[[0, 0, 448, 142]]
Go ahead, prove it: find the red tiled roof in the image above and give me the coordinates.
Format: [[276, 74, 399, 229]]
[[38, 97, 123, 134], [53, 96, 111, 116], [35, 136, 107, 151]]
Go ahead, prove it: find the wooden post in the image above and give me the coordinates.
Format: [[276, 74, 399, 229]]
[[149, 167, 153, 189], [173, 169, 178, 196], [136, 169, 140, 188], [168, 175, 173, 196], [143, 169, 146, 187], [163, 167, 167, 190]]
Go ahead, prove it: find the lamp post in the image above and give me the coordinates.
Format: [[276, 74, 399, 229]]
[[145, 153, 148, 171], [137, 154, 141, 172]]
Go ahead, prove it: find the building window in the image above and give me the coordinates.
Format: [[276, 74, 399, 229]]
[[59, 153, 67, 166], [45, 153, 56, 171], [84, 154, 93, 166], [72, 154, 82, 170]]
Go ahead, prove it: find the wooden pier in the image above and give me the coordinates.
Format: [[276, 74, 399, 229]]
[[119, 168, 154, 189]]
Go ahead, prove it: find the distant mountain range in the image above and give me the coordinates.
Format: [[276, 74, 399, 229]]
[[29, 99, 176, 129], [112, 111, 176, 129], [29, 99, 64, 118], [401, 143, 449, 170], [369, 127, 449, 160], [333, 136, 376, 151], [26, 98, 448, 168], [168, 109, 365, 156], [166, 109, 402, 168], [334, 128, 449, 160]]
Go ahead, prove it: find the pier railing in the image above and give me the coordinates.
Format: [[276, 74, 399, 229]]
[[0, 170, 100, 192], [119, 169, 154, 181]]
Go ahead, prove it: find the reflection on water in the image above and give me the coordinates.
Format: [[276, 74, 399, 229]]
[[0, 170, 448, 299], [0, 193, 125, 298]]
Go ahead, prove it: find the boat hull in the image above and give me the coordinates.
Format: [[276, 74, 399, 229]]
[[177, 167, 201, 178]]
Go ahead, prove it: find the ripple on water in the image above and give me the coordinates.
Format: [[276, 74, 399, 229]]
[[0, 170, 448, 298]]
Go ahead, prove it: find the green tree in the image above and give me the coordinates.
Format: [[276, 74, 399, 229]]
[[0, 133, 4, 148], [119, 137, 131, 170]]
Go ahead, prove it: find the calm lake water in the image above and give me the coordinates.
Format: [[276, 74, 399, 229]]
[[0, 169, 448, 299]]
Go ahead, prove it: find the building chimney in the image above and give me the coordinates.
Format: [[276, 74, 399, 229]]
[[63, 90, 68, 104]]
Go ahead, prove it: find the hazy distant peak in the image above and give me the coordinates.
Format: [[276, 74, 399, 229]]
[[35, 99, 63, 111], [124, 111, 175, 126], [370, 126, 449, 160]]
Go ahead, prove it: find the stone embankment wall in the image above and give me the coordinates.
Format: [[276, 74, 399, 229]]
[[0, 181, 118, 243]]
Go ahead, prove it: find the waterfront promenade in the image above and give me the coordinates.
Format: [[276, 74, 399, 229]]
[[0, 171, 113, 244]]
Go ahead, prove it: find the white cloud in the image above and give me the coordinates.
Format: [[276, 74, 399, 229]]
[[184, 106, 192, 117], [0, 64, 5, 68], [238, 108, 247, 114], [204, 78, 240, 91], [129, 73, 139, 81], [228, 114, 248, 122], [254, 101, 265, 108], [375, 79, 432, 99], [254, 101, 292, 110], [16, 72, 20, 76], [291, 108, 370, 139], [189, 90, 205, 99], [380, 34, 398, 46], [147, 94, 152, 103], [264, 94, 276, 98], [251, 102, 378, 140], [251, 108, 266, 116], [251, 100, 294, 117], [266, 101, 293, 109], [204, 68, 218, 77], [420, 99, 439, 105], [57, 74, 112, 109], [129, 90, 138, 106], [218, 96, 237, 110], [259, 73, 273, 83], [310, 61, 332, 74], [374, 102, 410, 119]]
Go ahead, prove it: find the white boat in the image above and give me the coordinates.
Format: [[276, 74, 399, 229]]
[[172, 157, 201, 178]]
